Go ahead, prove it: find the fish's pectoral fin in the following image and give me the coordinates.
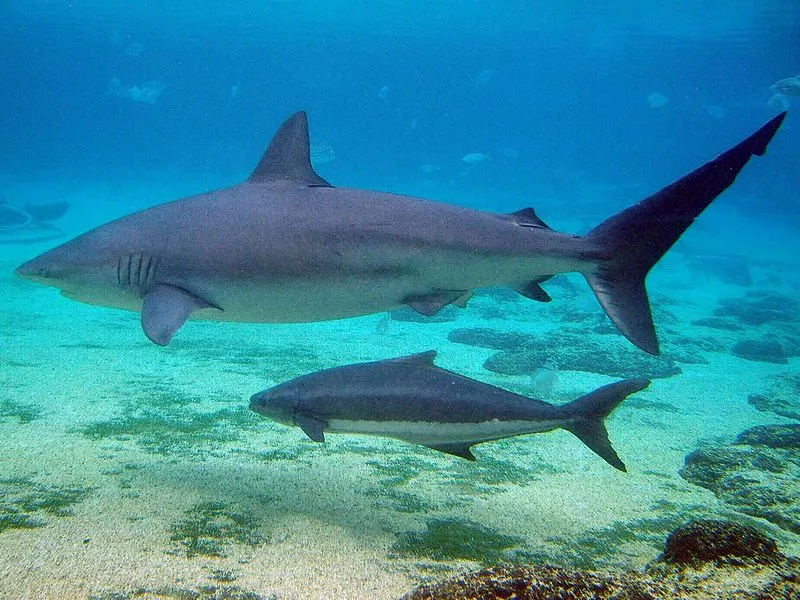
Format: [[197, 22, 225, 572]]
[[141, 284, 215, 346], [512, 277, 553, 302], [296, 413, 326, 442], [424, 442, 476, 461], [403, 289, 472, 316]]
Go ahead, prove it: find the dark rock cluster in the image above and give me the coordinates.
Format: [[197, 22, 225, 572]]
[[679, 424, 800, 533], [731, 338, 788, 364], [748, 372, 800, 421], [658, 519, 781, 566], [714, 291, 798, 326], [447, 327, 683, 379]]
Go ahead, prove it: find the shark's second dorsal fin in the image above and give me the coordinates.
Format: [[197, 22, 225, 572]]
[[248, 111, 332, 187], [510, 207, 551, 229]]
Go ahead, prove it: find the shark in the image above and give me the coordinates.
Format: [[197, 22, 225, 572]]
[[15, 111, 786, 352], [249, 350, 650, 471]]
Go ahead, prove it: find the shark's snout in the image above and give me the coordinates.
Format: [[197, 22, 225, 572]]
[[15, 259, 54, 282]]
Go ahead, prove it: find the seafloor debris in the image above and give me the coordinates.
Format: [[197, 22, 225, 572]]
[[400, 519, 799, 599]]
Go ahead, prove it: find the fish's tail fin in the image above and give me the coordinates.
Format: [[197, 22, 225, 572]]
[[560, 378, 650, 472], [583, 113, 786, 355]]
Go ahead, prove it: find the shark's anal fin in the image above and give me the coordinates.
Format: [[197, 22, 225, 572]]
[[425, 442, 476, 461], [141, 284, 214, 346], [296, 414, 326, 442], [403, 290, 472, 316]]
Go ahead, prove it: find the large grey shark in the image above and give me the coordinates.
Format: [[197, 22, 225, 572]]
[[249, 351, 650, 471], [15, 111, 786, 353]]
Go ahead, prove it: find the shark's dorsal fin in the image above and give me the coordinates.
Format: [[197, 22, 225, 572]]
[[248, 111, 332, 187], [392, 350, 438, 367], [510, 207, 551, 229]]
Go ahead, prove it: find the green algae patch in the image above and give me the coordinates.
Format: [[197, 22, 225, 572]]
[[391, 518, 526, 565], [89, 585, 275, 599], [168, 501, 267, 558], [80, 405, 260, 457], [0, 477, 92, 533], [0, 397, 42, 424]]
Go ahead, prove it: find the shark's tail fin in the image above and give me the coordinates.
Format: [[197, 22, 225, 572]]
[[560, 378, 650, 472], [583, 113, 786, 355]]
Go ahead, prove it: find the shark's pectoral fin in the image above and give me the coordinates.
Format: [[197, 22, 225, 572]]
[[424, 442, 476, 461], [512, 277, 553, 302], [403, 290, 472, 316], [296, 414, 326, 442], [141, 284, 214, 346]]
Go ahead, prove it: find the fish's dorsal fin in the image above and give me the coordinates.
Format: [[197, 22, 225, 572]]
[[510, 207, 551, 229], [392, 350, 438, 367], [248, 111, 332, 187]]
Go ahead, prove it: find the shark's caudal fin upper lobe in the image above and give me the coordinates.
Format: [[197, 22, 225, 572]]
[[584, 112, 786, 355], [560, 378, 651, 472]]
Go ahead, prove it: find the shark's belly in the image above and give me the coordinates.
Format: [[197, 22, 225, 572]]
[[181, 244, 580, 323], [325, 418, 560, 445]]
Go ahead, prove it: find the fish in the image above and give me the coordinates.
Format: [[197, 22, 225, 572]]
[[14, 111, 786, 352], [461, 152, 490, 164], [249, 351, 651, 471], [770, 75, 800, 97]]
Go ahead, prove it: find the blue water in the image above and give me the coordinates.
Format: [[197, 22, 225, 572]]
[[1, 3, 799, 599]]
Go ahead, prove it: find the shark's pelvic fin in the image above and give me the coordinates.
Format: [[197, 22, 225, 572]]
[[403, 289, 472, 315], [296, 413, 326, 442], [248, 111, 332, 187], [584, 112, 786, 355], [140, 284, 214, 346], [512, 277, 553, 302], [560, 378, 651, 472], [425, 442, 477, 461]]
